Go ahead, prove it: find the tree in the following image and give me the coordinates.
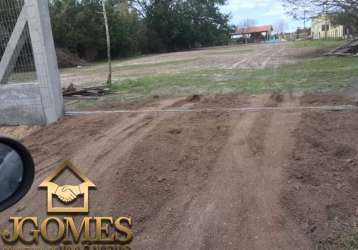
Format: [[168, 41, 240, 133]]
[[50, 0, 107, 60], [49, 0, 233, 60], [330, 1, 358, 35], [143, 0, 232, 51], [283, 0, 320, 21]]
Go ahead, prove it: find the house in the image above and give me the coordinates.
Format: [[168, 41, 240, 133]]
[[231, 25, 273, 43], [311, 15, 351, 40]]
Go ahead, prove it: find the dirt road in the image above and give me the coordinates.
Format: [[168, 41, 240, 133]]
[[1, 93, 358, 249]]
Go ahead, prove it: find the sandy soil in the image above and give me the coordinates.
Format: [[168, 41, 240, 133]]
[[1, 92, 357, 249]]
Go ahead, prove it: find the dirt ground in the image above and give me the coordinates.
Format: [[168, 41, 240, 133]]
[[1, 91, 358, 249], [60, 42, 317, 88]]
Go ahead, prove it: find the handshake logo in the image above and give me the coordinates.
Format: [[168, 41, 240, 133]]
[[39, 160, 96, 213], [53, 184, 85, 203]]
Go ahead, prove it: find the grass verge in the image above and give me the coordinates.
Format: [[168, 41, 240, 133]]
[[289, 40, 345, 50], [318, 230, 358, 250], [112, 57, 358, 95], [67, 56, 358, 110]]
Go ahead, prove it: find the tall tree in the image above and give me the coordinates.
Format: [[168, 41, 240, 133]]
[[143, 0, 232, 52], [49, 0, 232, 60]]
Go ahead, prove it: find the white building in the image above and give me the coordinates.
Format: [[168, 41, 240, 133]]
[[311, 15, 351, 40]]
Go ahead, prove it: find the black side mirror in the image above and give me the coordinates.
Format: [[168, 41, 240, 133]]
[[0, 137, 34, 212]]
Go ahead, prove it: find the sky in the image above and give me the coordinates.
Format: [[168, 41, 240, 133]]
[[220, 0, 309, 32]]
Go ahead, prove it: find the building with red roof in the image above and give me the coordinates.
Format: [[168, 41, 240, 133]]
[[232, 25, 273, 43]]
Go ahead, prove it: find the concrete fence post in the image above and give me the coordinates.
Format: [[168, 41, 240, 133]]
[[25, 0, 64, 124], [0, 0, 64, 125]]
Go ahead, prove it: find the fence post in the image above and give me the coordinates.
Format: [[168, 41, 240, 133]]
[[25, 0, 64, 124]]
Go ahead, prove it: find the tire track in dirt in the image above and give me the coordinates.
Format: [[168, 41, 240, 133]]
[[230, 44, 271, 69], [0, 98, 189, 243], [162, 94, 273, 250], [230, 43, 287, 70], [260, 45, 286, 69], [236, 93, 312, 250], [102, 107, 238, 249], [0, 93, 313, 249], [136, 93, 312, 250]]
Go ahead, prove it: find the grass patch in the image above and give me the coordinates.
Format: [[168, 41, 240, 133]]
[[111, 57, 358, 96], [67, 56, 358, 110], [318, 230, 358, 250], [290, 40, 345, 49], [62, 58, 200, 74], [9, 71, 37, 82]]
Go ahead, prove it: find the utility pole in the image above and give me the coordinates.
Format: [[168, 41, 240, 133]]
[[324, 4, 328, 39], [102, 0, 112, 87], [303, 10, 307, 39]]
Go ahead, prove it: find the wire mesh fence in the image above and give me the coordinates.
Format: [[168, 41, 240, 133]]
[[0, 0, 36, 84]]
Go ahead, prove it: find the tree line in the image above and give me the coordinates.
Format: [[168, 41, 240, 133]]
[[49, 0, 233, 61]]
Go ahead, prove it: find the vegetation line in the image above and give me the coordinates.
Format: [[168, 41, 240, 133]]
[[66, 105, 358, 115]]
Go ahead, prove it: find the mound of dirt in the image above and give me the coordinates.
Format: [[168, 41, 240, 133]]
[[301, 92, 356, 106], [56, 48, 87, 68], [186, 94, 201, 102], [168, 93, 251, 109]]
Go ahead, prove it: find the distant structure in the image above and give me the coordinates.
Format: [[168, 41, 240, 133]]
[[311, 15, 351, 40], [282, 28, 311, 41], [231, 25, 273, 43]]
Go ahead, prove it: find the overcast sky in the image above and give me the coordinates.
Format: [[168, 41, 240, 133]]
[[220, 0, 308, 32]]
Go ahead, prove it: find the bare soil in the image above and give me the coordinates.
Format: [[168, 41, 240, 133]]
[[283, 93, 358, 248], [0, 93, 357, 249]]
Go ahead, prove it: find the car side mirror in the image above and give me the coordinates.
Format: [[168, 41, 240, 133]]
[[0, 137, 34, 212]]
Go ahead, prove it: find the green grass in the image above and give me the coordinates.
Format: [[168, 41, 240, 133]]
[[290, 40, 345, 49], [110, 57, 358, 97], [66, 55, 358, 110], [318, 230, 358, 250], [9, 71, 37, 82]]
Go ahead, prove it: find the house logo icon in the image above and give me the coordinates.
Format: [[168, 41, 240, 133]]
[[39, 160, 96, 213]]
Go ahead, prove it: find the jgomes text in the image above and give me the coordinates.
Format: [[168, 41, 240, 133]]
[[1, 217, 133, 245]]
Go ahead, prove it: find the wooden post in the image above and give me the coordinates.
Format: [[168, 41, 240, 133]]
[[102, 0, 112, 87]]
